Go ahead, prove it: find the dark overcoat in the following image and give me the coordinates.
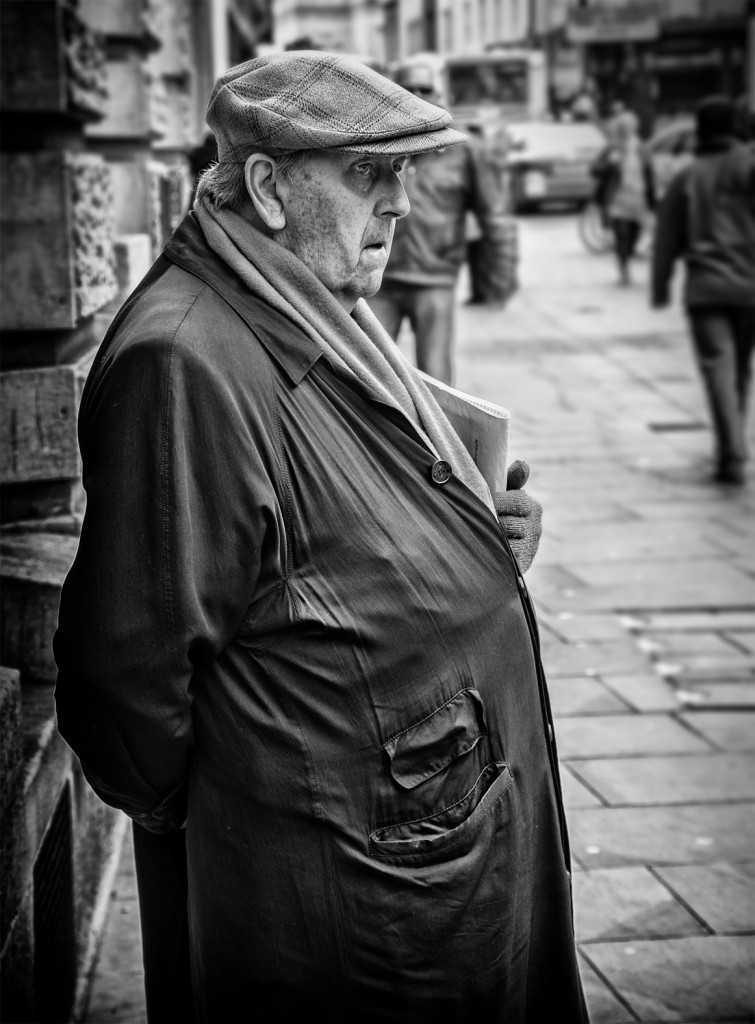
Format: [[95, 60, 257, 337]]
[[54, 215, 589, 1024]]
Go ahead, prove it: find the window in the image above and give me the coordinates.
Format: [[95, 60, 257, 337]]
[[448, 59, 529, 106]]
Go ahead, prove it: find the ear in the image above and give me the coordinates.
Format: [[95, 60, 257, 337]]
[[244, 154, 287, 231]]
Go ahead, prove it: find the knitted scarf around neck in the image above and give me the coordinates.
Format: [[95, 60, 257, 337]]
[[194, 198, 495, 513]]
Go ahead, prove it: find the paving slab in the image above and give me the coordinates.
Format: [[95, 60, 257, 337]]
[[534, 572, 755, 615], [581, 936, 754, 1022], [674, 681, 755, 710], [678, 711, 755, 751], [556, 714, 711, 760], [561, 766, 605, 809], [630, 499, 755, 527], [654, 862, 755, 935], [569, 558, 752, 594], [541, 640, 651, 678], [538, 611, 632, 643], [542, 534, 722, 567], [549, 677, 632, 718], [648, 632, 746, 656], [579, 958, 637, 1024], [640, 613, 755, 634], [545, 501, 642, 529], [570, 753, 755, 806], [602, 673, 680, 713], [573, 866, 707, 943], [567, 804, 755, 869], [672, 654, 755, 679], [727, 630, 755, 654], [543, 517, 738, 550], [528, 458, 640, 487], [709, 533, 755, 566]]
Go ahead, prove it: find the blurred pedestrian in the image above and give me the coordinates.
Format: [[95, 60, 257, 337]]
[[604, 110, 654, 285], [652, 95, 755, 486], [571, 83, 599, 123], [54, 50, 585, 1024], [734, 94, 755, 144], [368, 60, 511, 384]]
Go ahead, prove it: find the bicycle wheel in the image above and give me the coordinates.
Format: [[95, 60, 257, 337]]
[[578, 202, 613, 254]]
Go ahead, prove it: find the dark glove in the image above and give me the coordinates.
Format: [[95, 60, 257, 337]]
[[493, 460, 542, 574]]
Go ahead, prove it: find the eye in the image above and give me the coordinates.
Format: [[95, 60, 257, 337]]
[[393, 158, 408, 174], [354, 161, 375, 177]]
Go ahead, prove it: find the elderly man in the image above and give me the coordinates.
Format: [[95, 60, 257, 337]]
[[54, 52, 587, 1024]]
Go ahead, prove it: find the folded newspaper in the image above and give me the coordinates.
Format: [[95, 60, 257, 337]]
[[418, 371, 510, 495]]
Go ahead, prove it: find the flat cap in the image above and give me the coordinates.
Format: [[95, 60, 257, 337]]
[[206, 50, 467, 161]]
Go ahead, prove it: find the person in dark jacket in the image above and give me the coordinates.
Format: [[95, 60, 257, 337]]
[[652, 95, 755, 485], [53, 51, 588, 1024], [368, 59, 511, 384]]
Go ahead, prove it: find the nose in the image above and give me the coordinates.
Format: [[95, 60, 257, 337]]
[[376, 170, 411, 221]]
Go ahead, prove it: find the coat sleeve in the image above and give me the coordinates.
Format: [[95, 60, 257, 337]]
[[54, 307, 273, 833], [651, 168, 688, 307]]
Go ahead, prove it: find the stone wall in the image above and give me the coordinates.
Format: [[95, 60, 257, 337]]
[[0, 2, 120, 1016], [0, 2, 214, 1020]]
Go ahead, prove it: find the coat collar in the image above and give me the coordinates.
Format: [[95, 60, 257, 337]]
[[164, 213, 323, 386]]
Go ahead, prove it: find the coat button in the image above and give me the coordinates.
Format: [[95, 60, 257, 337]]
[[430, 460, 452, 485]]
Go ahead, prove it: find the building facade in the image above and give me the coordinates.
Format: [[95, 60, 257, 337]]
[[566, 0, 751, 130]]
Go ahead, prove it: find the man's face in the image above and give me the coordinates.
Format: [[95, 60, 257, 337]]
[[275, 151, 410, 311]]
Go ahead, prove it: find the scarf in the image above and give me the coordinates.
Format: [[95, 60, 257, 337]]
[[194, 197, 495, 513]]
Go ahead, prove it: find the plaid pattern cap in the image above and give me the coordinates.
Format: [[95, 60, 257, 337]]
[[207, 50, 467, 161]]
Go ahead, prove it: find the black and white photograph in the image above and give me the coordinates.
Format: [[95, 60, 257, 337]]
[[0, 1, 753, 1022]]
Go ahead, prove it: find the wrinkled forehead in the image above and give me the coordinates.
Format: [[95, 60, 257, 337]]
[[298, 149, 410, 171]]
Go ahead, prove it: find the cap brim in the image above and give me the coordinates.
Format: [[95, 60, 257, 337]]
[[336, 124, 468, 156]]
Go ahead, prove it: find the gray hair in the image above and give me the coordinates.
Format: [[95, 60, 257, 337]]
[[195, 150, 314, 212]]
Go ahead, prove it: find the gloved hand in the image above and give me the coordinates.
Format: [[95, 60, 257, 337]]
[[493, 460, 542, 574]]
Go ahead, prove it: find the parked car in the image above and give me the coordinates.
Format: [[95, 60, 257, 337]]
[[645, 115, 696, 201], [505, 121, 607, 212]]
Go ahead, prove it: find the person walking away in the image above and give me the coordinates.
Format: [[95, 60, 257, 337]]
[[53, 50, 587, 1024], [652, 94, 755, 486], [571, 84, 599, 124], [606, 110, 653, 285], [589, 107, 622, 230], [368, 59, 511, 385]]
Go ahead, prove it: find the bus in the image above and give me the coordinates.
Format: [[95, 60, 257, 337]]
[[444, 49, 548, 135], [394, 50, 547, 136]]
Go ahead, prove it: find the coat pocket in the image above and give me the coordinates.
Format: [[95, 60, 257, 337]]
[[369, 762, 513, 865], [382, 687, 487, 790]]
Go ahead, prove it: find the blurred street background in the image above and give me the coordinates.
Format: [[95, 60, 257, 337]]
[[1, 1, 753, 1023]]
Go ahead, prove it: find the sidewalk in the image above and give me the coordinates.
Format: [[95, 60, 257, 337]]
[[82, 217, 754, 1024], [454, 219, 755, 1023]]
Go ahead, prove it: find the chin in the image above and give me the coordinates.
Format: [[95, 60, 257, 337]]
[[362, 273, 385, 299]]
